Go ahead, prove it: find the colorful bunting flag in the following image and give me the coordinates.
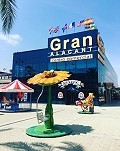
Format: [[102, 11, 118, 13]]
[[77, 20, 85, 27], [87, 18, 93, 25], [91, 26, 97, 30], [84, 18, 94, 25], [49, 27, 53, 34], [85, 23, 97, 30], [62, 24, 67, 32], [77, 21, 81, 27], [54, 26, 59, 33], [48, 18, 96, 34], [68, 22, 75, 29], [85, 26, 90, 29], [89, 27, 95, 30], [85, 23, 95, 28], [80, 20, 85, 25]]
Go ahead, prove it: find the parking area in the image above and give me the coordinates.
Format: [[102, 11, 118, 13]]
[[0, 101, 120, 151]]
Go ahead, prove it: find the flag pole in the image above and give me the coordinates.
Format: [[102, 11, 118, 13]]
[[74, 27, 75, 33], [58, 26, 59, 36], [66, 28, 67, 35], [52, 31, 53, 37]]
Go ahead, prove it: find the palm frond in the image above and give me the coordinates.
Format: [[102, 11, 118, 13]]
[[0, 0, 17, 34]]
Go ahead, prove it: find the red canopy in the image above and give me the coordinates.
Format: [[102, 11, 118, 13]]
[[0, 79, 34, 92]]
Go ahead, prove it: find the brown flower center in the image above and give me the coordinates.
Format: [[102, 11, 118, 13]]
[[44, 71, 57, 78]]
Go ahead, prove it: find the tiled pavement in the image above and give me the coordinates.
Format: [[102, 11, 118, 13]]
[[0, 101, 120, 151]]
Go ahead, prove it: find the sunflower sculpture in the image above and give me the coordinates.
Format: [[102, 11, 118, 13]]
[[27, 70, 70, 85], [26, 70, 71, 138]]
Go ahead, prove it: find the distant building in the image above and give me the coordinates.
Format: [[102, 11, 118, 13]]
[[12, 29, 118, 105], [0, 72, 12, 86]]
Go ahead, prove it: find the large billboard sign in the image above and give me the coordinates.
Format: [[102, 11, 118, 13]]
[[48, 29, 99, 62]]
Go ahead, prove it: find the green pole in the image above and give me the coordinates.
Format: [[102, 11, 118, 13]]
[[44, 85, 54, 129]]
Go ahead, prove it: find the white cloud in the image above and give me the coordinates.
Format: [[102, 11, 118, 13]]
[[0, 33, 22, 46]]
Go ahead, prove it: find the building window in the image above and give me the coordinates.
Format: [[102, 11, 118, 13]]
[[76, 60, 86, 69], [87, 58, 96, 68]]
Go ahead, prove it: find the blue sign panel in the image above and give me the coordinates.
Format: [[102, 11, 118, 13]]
[[48, 29, 99, 63], [48, 29, 98, 52]]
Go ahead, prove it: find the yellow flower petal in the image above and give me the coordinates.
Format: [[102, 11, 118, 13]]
[[27, 70, 71, 85]]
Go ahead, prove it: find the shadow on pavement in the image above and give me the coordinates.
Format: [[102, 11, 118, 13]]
[[0, 128, 13, 132], [0, 142, 50, 151], [14, 108, 42, 113], [0, 113, 4, 115], [54, 141, 84, 151], [93, 112, 101, 114], [0, 117, 36, 128], [29, 108, 42, 112], [67, 124, 93, 135], [0, 141, 84, 151]]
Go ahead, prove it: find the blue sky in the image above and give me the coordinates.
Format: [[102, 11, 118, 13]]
[[0, 0, 120, 86]]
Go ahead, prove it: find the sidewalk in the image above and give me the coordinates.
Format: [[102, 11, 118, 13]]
[[0, 101, 120, 151]]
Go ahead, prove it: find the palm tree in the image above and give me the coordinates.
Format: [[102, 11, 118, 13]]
[[0, 0, 17, 34]]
